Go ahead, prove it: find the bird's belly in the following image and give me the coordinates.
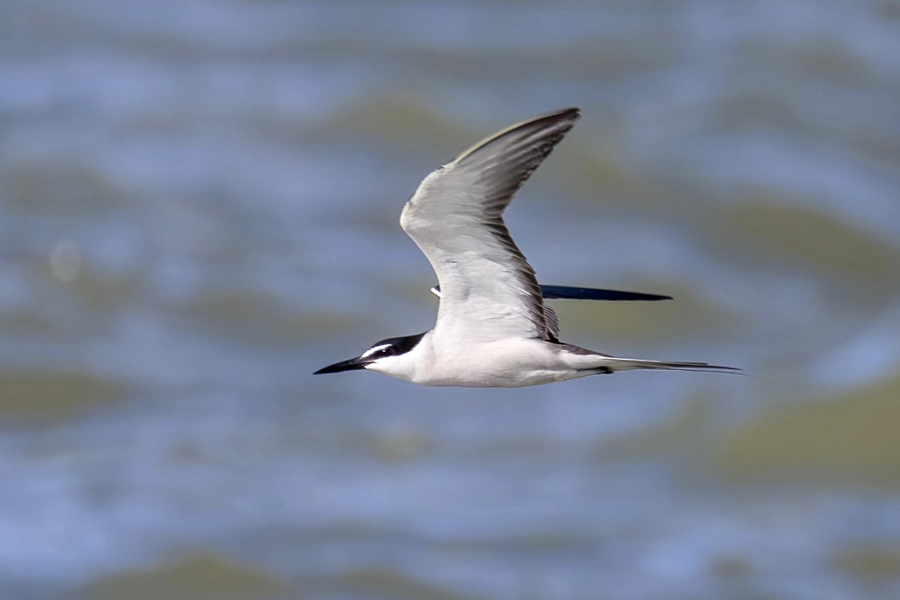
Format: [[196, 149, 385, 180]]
[[413, 340, 575, 388]]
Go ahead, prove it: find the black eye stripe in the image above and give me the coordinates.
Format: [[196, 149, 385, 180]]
[[367, 332, 427, 359]]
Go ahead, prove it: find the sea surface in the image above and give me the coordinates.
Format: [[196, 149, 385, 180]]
[[2, 1, 900, 599]]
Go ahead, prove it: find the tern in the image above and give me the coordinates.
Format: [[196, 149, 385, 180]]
[[315, 108, 737, 387]]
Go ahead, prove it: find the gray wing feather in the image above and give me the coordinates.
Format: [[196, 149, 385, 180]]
[[402, 108, 580, 342], [543, 305, 560, 341]]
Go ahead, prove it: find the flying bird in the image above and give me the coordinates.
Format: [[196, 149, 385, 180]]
[[315, 108, 737, 386]]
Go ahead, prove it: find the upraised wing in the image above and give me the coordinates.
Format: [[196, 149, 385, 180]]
[[401, 108, 580, 342]]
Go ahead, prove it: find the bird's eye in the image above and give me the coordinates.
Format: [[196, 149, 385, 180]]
[[362, 343, 393, 360]]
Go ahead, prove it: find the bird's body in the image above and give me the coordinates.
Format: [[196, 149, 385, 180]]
[[365, 333, 585, 388], [316, 108, 737, 386]]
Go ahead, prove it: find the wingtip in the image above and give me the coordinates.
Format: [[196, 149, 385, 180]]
[[538, 285, 672, 302], [542, 107, 581, 122], [607, 358, 743, 374], [452, 107, 582, 165]]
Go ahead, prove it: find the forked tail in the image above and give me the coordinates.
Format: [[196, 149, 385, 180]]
[[603, 358, 741, 374]]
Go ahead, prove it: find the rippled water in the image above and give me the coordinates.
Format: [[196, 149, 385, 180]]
[[2, 1, 900, 599]]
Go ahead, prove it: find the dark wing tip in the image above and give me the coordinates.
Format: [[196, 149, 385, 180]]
[[553, 107, 581, 118], [539, 285, 672, 302], [453, 107, 582, 165], [523, 107, 581, 131], [537, 107, 581, 120], [676, 362, 745, 374]]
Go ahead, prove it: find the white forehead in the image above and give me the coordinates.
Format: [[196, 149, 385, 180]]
[[361, 343, 392, 359]]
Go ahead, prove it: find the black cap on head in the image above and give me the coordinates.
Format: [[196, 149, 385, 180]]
[[314, 332, 426, 375]]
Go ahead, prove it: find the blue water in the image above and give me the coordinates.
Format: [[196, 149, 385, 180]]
[[1, 1, 900, 598]]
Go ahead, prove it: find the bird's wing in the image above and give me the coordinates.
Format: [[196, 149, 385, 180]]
[[538, 285, 672, 301], [543, 304, 561, 341], [428, 283, 662, 343], [430, 284, 672, 302], [401, 108, 580, 342]]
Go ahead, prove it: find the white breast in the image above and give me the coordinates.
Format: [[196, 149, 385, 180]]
[[410, 335, 581, 387]]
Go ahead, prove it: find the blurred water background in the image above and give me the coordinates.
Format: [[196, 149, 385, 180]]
[[2, 0, 900, 599]]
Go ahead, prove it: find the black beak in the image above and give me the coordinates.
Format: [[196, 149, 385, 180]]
[[314, 356, 368, 375]]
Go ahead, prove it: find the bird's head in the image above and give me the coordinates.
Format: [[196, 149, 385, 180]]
[[314, 332, 427, 377]]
